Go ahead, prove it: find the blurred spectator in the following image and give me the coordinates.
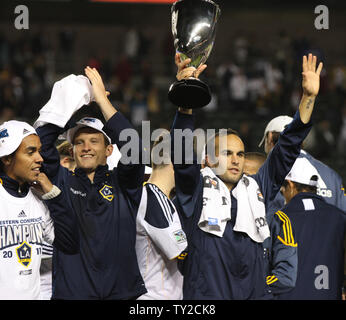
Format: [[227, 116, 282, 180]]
[[337, 105, 346, 158], [229, 66, 248, 110], [0, 107, 15, 123], [130, 90, 148, 129], [313, 119, 335, 161], [124, 27, 140, 61], [115, 54, 133, 88]]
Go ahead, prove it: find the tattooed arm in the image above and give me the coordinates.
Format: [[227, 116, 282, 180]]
[[298, 53, 323, 124]]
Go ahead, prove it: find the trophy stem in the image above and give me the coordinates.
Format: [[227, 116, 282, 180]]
[[168, 77, 211, 109]]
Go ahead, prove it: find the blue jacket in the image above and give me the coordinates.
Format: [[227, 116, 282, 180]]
[[266, 210, 298, 296], [277, 193, 346, 300], [36, 112, 146, 300], [170, 110, 311, 300]]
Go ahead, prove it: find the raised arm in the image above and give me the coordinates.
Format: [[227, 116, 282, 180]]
[[298, 53, 323, 124], [32, 172, 79, 254], [255, 54, 323, 203], [85, 67, 145, 206], [84, 66, 115, 121], [170, 54, 207, 218], [36, 123, 67, 185]]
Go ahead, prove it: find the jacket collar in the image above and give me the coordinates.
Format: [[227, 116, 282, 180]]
[[0, 172, 30, 197], [74, 164, 110, 185], [290, 192, 324, 203]]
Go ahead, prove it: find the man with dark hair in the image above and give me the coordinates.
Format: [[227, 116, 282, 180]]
[[0, 120, 77, 299], [34, 67, 147, 300], [277, 157, 345, 299], [244, 152, 267, 176], [170, 52, 322, 299]]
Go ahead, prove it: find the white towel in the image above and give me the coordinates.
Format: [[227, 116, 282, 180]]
[[199, 167, 270, 243], [34, 74, 94, 129]]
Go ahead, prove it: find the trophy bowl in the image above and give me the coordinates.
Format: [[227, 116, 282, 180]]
[[168, 0, 221, 109]]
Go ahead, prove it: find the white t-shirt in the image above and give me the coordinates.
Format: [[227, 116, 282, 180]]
[[136, 183, 187, 300], [39, 241, 53, 300], [0, 184, 54, 300]]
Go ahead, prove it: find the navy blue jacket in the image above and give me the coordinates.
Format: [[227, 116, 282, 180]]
[[266, 210, 298, 296], [36, 112, 146, 300], [171, 110, 311, 300], [277, 193, 346, 300]]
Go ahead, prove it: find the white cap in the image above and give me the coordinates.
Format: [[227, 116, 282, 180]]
[[64, 117, 111, 145], [0, 120, 37, 157], [285, 157, 320, 187], [258, 115, 293, 147]]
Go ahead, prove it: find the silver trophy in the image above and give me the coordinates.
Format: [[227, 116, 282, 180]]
[[168, 0, 221, 109]]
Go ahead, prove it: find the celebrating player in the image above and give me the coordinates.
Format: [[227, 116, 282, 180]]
[[170, 52, 322, 299], [35, 67, 147, 300], [0, 120, 77, 299]]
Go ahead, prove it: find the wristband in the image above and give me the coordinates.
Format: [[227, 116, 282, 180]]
[[41, 185, 61, 200]]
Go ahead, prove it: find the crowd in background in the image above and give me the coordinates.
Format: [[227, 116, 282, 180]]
[[0, 27, 345, 179]]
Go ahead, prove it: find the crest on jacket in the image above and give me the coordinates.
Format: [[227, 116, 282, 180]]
[[99, 184, 114, 201]]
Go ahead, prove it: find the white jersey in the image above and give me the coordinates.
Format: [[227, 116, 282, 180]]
[[39, 241, 53, 300], [0, 184, 54, 300], [136, 183, 187, 300]]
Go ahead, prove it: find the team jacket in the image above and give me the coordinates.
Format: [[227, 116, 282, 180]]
[[266, 210, 298, 297], [170, 110, 311, 300], [36, 112, 147, 300], [276, 193, 346, 300], [0, 174, 77, 299], [267, 150, 346, 224]]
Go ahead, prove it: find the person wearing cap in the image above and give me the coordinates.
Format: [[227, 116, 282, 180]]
[[275, 158, 346, 299], [35, 66, 147, 300], [259, 107, 346, 225], [0, 120, 77, 299], [170, 53, 322, 300]]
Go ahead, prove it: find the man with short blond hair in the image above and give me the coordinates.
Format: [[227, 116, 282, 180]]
[[35, 67, 147, 300]]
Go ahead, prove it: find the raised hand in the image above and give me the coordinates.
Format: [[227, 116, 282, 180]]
[[84, 66, 115, 121], [175, 53, 207, 81], [302, 53, 323, 97], [84, 66, 110, 105], [32, 172, 54, 195]]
